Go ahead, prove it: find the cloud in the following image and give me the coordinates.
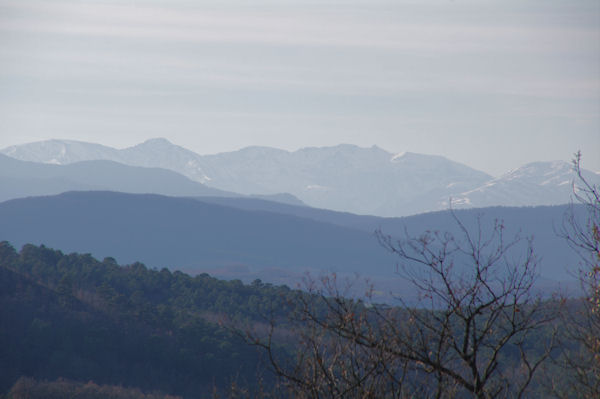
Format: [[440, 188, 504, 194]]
[[0, 0, 598, 174]]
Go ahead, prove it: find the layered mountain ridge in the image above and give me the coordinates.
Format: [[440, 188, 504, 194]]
[[2, 138, 597, 216], [0, 154, 304, 206], [0, 191, 585, 300], [449, 160, 599, 209]]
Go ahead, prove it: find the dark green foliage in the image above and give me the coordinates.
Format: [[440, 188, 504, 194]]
[[0, 242, 298, 398], [0, 241, 588, 398]]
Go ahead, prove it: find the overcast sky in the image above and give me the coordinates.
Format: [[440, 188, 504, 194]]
[[0, 0, 598, 175]]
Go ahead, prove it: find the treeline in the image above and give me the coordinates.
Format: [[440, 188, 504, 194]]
[[4, 377, 182, 399], [0, 242, 301, 398], [0, 238, 596, 398]]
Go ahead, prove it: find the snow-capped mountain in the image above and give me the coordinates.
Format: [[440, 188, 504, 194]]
[[200, 145, 492, 216], [1, 138, 212, 184], [1, 139, 491, 216], [1, 139, 118, 165], [0, 153, 233, 203], [2, 138, 594, 216], [448, 161, 600, 209]]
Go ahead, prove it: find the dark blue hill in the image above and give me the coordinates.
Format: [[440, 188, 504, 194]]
[[195, 195, 582, 283], [0, 191, 584, 296], [0, 191, 395, 277]]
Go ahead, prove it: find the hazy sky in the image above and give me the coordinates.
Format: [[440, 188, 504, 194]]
[[0, 0, 598, 175]]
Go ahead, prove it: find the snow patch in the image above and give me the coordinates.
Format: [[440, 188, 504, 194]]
[[391, 152, 406, 161], [448, 197, 471, 206]]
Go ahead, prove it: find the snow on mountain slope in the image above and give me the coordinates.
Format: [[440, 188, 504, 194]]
[[197, 144, 492, 216], [1, 138, 213, 184], [2, 139, 118, 165], [0, 153, 234, 203], [0, 139, 492, 216], [118, 138, 212, 184], [5, 138, 592, 216], [448, 161, 600, 209]]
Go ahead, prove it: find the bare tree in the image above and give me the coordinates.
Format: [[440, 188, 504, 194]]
[[242, 275, 413, 399], [550, 152, 600, 399], [242, 213, 557, 399], [375, 215, 557, 399]]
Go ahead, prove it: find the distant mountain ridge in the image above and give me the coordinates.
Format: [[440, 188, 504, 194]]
[[1, 138, 212, 183], [199, 144, 492, 216], [0, 191, 585, 300], [2, 138, 597, 216], [449, 160, 600, 209], [0, 154, 304, 205]]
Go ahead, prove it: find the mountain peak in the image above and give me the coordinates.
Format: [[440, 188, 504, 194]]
[[139, 138, 173, 147], [501, 160, 572, 180]]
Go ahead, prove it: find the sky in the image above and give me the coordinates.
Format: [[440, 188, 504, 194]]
[[0, 0, 598, 176]]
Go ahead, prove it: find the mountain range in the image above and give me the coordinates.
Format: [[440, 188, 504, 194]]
[[3, 138, 596, 216], [0, 191, 585, 301], [0, 153, 303, 206]]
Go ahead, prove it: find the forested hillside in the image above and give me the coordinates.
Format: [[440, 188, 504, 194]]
[[0, 242, 300, 398], [0, 240, 597, 398]]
